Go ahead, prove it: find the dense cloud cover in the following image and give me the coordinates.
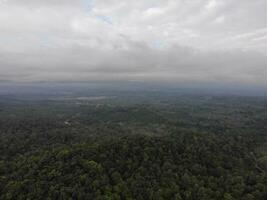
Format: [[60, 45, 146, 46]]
[[0, 0, 267, 84]]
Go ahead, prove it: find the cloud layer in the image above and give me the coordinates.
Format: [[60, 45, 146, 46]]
[[0, 0, 267, 84]]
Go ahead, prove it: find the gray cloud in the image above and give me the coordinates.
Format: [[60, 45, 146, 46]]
[[0, 0, 267, 84]]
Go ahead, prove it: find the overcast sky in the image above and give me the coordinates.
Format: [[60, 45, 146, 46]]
[[0, 0, 267, 84]]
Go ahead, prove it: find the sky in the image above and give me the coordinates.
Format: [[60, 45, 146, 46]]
[[0, 0, 267, 85]]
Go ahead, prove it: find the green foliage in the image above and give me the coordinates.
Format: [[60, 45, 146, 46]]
[[0, 94, 266, 199]]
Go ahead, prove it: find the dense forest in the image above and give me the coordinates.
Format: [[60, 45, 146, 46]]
[[0, 89, 266, 200]]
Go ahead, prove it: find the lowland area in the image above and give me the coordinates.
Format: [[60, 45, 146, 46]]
[[0, 83, 266, 200]]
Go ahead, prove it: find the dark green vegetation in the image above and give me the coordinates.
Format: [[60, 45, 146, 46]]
[[0, 89, 266, 200]]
